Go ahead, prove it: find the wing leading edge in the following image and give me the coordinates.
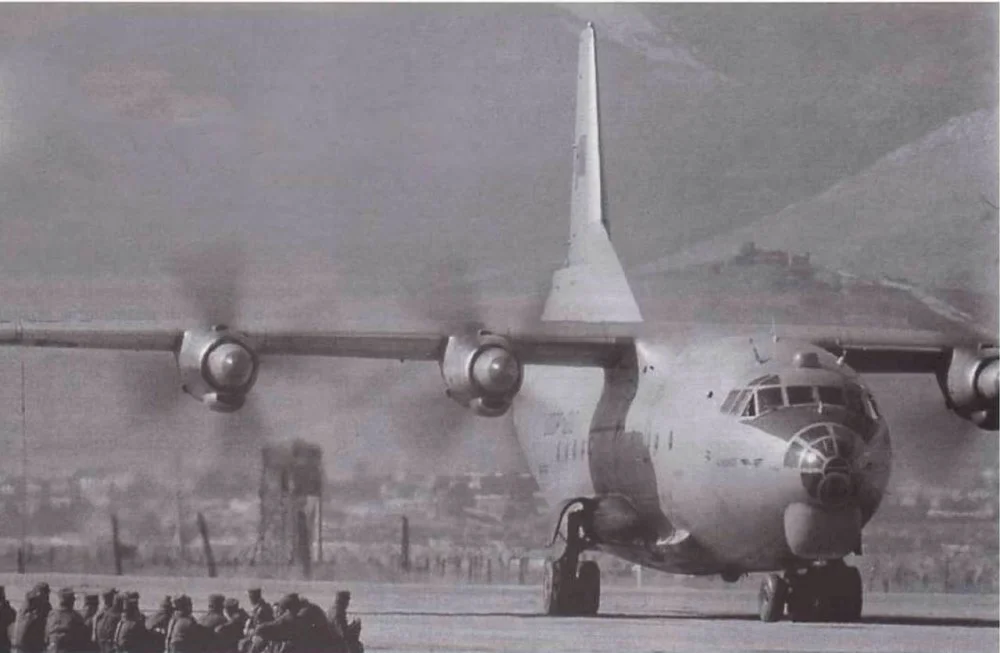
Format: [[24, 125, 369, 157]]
[[0, 321, 631, 368]]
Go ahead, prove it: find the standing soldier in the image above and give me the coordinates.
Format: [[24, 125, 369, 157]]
[[44, 589, 87, 653], [237, 589, 270, 653], [94, 594, 123, 653], [112, 594, 146, 653], [214, 599, 247, 653], [242, 591, 272, 637], [197, 595, 226, 653], [165, 596, 204, 653], [28, 586, 50, 621], [326, 592, 362, 653], [91, 590, 116, 647], [0, 587, 17, 653], [12, 589, 47, 653], [144, 597, 172, 653], [81, 595, 100, 633]]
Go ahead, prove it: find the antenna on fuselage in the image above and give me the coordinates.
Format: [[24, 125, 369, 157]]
[[770, 316, 779, 343]]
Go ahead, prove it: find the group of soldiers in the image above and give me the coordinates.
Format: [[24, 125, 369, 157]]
[[0, 583, 362, 653]]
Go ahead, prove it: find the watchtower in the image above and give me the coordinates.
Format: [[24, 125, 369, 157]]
[[249, 439, 324, 576]]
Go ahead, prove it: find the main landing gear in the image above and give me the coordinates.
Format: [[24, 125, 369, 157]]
[[542, 510, 601, 616], [758, 560, 863, 623]]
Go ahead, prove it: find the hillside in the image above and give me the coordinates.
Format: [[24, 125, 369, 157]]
[[634, 110, 999, 330]]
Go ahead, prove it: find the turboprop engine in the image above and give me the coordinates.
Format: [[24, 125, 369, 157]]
[[937, 346, 999, 430], [176, 325, 259, 412], [440, 331, 523, 417]]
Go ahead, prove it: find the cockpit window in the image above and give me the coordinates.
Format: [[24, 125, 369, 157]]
[[865, 394, 880, 420], [741, 392, 757, 417], [786, 386, 814, 406], [756, 387, 784, 414], [749, 374, 781, 387], [817, 386, 845, 406], [845, 384, 865, 415], [720, 390, 740, 413]]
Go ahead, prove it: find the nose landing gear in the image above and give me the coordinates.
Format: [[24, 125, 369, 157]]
[[542, 510, 601, 616], [758, 560, 863, 623]]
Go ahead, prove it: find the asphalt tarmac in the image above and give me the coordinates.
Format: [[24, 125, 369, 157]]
[[1, 574, 996, 653]]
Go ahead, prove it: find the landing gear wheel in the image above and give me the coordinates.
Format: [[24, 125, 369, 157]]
[[785, 563, 863, 623], [758, 574, 788, 622], [542, 559, 565, 616], [829, 565, 863, 622], [576, 560, 601, 616]]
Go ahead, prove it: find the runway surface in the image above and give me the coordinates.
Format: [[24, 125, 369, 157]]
[[1, 573, 996, 652]]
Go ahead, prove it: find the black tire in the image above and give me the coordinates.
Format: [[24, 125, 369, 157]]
[[758, 574, 788, 623], [786, 574, 817, 622], [830, 565, 863, 623], [577, 560, 601, 616]]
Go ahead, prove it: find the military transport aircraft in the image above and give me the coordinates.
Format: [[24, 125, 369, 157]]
[[1, 24, 997, 623]]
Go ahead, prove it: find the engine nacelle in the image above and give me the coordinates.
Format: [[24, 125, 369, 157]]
[[176, 325, 259, 412], [937, 346, 999, 430], [440, 331, 523, 417]]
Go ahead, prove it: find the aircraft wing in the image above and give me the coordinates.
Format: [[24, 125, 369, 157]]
[[799, 325, 997, 374], [0, 321, 630, 367]]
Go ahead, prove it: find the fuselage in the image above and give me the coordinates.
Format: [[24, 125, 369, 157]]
[[512, 331, 892, 576]]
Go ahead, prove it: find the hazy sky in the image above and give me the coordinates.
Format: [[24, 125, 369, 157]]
[[0, 4, 995, 482]]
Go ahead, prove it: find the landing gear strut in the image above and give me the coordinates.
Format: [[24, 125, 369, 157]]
[[542, 511, 600, 616], [758, 560, 863, 623]]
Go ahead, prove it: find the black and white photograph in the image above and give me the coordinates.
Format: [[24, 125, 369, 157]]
[[0, 4, 996, 652]]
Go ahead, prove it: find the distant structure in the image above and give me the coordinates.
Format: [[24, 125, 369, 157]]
[[248, 439, 324, 575]]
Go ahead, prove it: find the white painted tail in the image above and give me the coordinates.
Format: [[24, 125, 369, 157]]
[[542, 23, 642, 323]]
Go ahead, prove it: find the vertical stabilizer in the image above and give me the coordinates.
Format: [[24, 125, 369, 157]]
[[542, 23, 642, 323]]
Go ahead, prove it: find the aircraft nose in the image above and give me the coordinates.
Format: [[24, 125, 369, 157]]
[[784, 423, 861, 508]]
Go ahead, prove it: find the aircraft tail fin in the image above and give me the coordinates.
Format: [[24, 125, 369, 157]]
[[542, 23, 642, 323]]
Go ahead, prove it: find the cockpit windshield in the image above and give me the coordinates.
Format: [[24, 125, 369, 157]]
[[720, 376, 879, 425]]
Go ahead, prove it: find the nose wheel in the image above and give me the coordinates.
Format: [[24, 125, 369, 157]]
[[758, 561, 863, 623], [542, 510, 600, 616], [542, 558, 601, 616]]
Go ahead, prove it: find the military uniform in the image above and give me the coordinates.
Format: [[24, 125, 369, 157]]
[[81, 595, 100, 652], [242, 592, 272, 637], [144, 598, 172, 653], [45, 590, 88, 653], [12, 591, 48, 653], [293, 601, 332, 653], [165, 597, 206, 653], [213, 600, 247, 653], [90, 590, 117, 649], [253, 595, 301, 653], [113, 594, 147, 653], [0, 587, 18, 653], [93, 595, 123, 653]]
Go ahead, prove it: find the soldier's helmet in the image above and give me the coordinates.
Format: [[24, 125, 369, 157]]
[[208, 594, 225, 610], [84, 594, 100, 606], [335, 591, 351, 609], [32, 583, 51, 598], [223, 598, 239, 612], [171, 595, 192, 613], [125, 592, 140, 605], [101, 589, 117, 604], [58, 588, 75, 606], [247, 588, 262, 601]]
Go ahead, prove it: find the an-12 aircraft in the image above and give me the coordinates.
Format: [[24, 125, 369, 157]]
[[1, 24, 997, 623]]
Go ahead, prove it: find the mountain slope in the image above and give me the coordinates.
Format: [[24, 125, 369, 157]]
[[635, 110, 999, 329]]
